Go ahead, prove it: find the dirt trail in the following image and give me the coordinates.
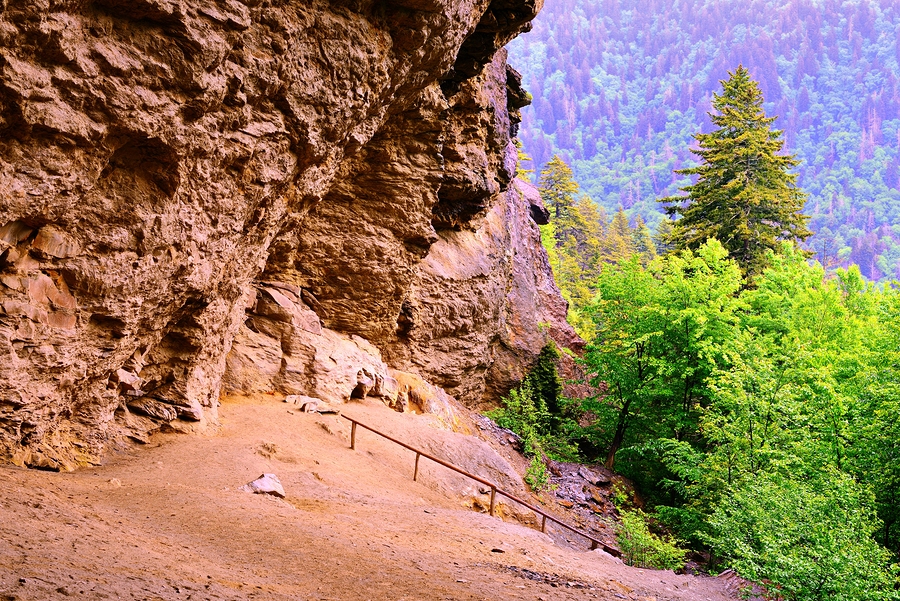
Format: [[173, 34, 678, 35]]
[[0, 395, 736, 601]]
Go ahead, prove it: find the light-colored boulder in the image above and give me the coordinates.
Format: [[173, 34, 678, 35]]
[[239, 473, 285, 498], [222, 326, 283, 394], [284, 394, 326, 413]]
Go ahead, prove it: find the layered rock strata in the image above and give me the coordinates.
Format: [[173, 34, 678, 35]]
[[0, 0, 574, 471]]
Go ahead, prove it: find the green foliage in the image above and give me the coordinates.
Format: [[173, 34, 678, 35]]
[[513, 6, 900, 583], [524, 456, 550, 492], [539, 220, 596, 339], [536, 156, 659, 340], [610, 481, 631, 510], [631, 215, 657, 264], [528, 343, 563, 416], [514, 138, 534, 179], [652, 505, 707, 551], [662, 66, 812, 278], [539, 155, 579, 221], [485, 379, 548, 450], [653, 218, 676, 255], [706, 471, 900, 601], [581, 240, 743, 470], [608, 207, 636, 259], [847, 289, 900, 555], [569, 239, 900, 592], [486, 344, 580, 490], [617, 510, 686, 571]]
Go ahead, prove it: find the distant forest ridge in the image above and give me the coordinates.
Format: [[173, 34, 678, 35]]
[[509, 0, 900, 280]]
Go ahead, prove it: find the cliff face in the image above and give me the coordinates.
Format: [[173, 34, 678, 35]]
[[0, 0, 575, 471]]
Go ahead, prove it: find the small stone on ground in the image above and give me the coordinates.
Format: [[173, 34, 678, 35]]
[[239, 473, 286, 498]]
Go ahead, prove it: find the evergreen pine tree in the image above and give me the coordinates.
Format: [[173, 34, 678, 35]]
[[654, 218, 676, 255], [573, 194, 606, 270], [537, 156, 597, 340], [608, 207, 636, 261], [514, 138, 535, 180], [631, 215, 658, 265], [538, 155, 579, 219], [524, 343, 563, 418], [661, 66, 812, 277]]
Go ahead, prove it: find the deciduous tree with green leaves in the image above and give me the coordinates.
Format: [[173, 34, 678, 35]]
[[662, 66, 812, 278], [582, 240, 743, 470], [707, 470, 899, 601], [650, 247, 900, 596]]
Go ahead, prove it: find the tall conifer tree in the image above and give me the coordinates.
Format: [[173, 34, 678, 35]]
[[661, 66, 812, 277], [538, 155, 578, 219], [608, 207, 636, 261], [631, 215, 658, 265]]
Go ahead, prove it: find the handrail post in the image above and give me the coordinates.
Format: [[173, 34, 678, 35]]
[[351, 421, 357, 450], [489, 487, 496, 516], [541, 514, 547, 533], [590, 540, 598, 550], [413, 452, 421, 482]]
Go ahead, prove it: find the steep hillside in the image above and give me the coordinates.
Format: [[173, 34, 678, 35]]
[[510, 0, 900, 280], [0, 0, 579, 471]]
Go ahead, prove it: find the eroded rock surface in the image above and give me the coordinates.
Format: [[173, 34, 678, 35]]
[[387, 177, 581, 410], [0, 0, 574, 471]]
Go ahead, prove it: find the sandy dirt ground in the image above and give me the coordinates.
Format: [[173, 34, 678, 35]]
[[0, 394, 738, 601]]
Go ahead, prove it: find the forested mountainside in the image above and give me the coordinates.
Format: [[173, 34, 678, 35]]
[[509, 0, 900, 280]]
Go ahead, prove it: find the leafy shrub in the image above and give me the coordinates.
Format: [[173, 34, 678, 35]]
[[486, 380, 551, 491], [485, 380, 547, 443], [617, 510, 686, 571], [610, 480, 632, 510], [706, 471, 900, 601], [527, 343, 563, 416], [651, 505, 707, 551], [524, 455, 550, 491], [486, 343, 580, 491]]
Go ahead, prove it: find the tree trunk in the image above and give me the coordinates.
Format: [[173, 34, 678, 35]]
[[604, 398, 632, 469]]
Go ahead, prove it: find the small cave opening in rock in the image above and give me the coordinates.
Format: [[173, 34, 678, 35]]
[[88, 314, 128, 339], [135, 298, 207, 396], [431, 185, 489, 230], [395, 298, 415, 340]]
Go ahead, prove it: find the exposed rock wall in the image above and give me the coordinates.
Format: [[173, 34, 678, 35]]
[[385, 177, 580, 411], [0, 0, 572, 471]]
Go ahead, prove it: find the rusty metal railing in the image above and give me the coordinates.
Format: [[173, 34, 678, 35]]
[[342, 414, 620, 556]]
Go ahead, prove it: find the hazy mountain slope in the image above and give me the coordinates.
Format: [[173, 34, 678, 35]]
[[510, 0, 900, 279]]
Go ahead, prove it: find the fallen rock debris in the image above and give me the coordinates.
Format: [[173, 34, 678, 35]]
[[503, 565, 593, 590]]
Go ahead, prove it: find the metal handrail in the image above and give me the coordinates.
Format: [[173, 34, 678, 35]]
[[341, 414, 621, 557]]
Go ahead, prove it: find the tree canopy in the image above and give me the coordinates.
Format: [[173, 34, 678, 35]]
[[569, 243, 900, 598], [538, 155, 579, 220], [536, 156, 658, 339], [503, 148, 900, 593]]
